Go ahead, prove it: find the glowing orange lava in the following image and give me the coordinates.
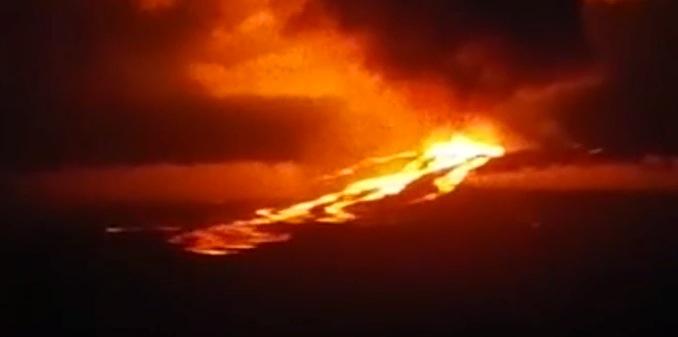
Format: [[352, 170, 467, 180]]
[[170, 133, 505, 256]]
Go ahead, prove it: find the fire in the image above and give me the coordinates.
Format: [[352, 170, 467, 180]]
[[170, 133, 505, 256]]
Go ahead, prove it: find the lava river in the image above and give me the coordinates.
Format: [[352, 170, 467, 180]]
[[169, 133, 505, 256]]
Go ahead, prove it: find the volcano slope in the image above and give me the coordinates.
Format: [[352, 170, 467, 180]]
[[3, 179, 677, 336]]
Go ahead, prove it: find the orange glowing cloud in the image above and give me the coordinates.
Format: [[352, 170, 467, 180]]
[[4, 0, 599, 171], [183, 0, 457, 161]]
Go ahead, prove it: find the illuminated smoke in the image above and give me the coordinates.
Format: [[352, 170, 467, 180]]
[[2, 0, 604, 169]]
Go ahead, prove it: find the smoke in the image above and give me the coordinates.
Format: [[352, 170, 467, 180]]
[[0, 0, 339, 170], [295, 0, 592, 105], [5, 0, 678, 208], [2, 0, 675, 173], [296, 0, 678, 151], [281, 0, 599, 148]]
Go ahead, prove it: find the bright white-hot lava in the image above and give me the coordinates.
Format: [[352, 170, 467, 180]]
[[169, 133, 505, 256]]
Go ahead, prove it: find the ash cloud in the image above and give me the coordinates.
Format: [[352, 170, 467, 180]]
[[297, 0, 592, 104], [298, 0, 678, 152], [2, 0, 678, 172]]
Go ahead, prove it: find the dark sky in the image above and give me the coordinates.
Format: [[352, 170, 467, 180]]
[[571, 0, 678, 153], [1, 0, 677, 171]]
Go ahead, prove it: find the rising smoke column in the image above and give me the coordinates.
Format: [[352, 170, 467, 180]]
[[292, 0, 601, 148]]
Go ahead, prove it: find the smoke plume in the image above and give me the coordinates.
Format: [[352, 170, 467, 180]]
[[2, 0, 676, 173]]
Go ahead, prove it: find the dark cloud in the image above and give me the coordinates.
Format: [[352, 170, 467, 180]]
[[298, 0, 678, 152], [296, 0, 592, 103], [2, 0, 677, 172]]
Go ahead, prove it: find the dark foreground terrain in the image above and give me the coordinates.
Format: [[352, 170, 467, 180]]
[[2, 189, 677, 336]]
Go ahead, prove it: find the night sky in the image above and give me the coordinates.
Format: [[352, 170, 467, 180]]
[[1, 0, 677, 171]]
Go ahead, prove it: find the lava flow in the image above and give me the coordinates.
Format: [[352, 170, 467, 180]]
[[170, 133, 505, 256]]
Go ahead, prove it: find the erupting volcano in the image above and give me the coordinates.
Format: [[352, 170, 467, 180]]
[[95, 0, 581, 255], [135, 0, 516, 256], [170, 133, 504, 255], [5, 1, 677, 335]]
